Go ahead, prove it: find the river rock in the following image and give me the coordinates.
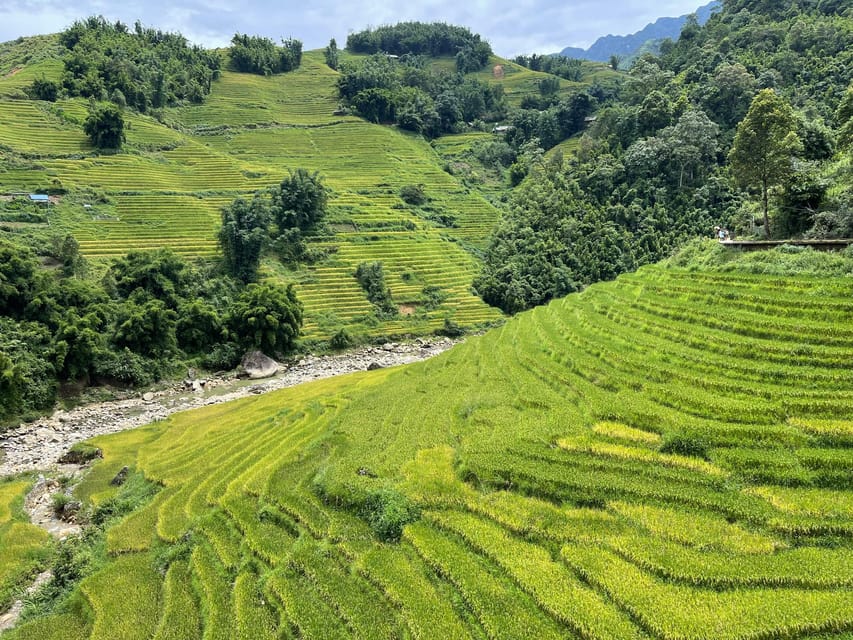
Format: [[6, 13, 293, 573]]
[[241, 350, 280, 379], [60, 501, 82, 523], [110, 465, 130, 486], [142, 392, 155, 402]]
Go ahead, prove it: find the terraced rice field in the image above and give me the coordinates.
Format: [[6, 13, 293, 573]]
[[0, 481, 50, 613], [170, 52, 357, 128], [6, 254, 853, 639], [0, 45, 502, 339]]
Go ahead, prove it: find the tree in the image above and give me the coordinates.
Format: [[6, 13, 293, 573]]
[[218, 196, 269, 283], [837, 86, 853, 150], [229, 283, 302, 355], [113, 298, 177, 358], [107, 248, 188, 307], [0, 351, 25, 419], [230, 34, 302, 75], [324, 38, 339, 70], [271, 169, 329, 232], [729, 89, 802, 237], [662, 108, 719, 188], [53, 310, 105, 381], [26, 77, 59, 101], [83, 102, 125, 149], [176, 298, 226, 353], [0, 240, 39, 318]]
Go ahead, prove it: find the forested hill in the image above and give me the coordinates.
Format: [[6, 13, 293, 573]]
[[476, 0, 853, 313]]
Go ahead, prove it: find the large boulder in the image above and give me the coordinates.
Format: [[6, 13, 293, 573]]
[[240, 350, 280, 380]]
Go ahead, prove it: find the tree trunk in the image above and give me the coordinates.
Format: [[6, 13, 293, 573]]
[[762, 177, 770, 238]]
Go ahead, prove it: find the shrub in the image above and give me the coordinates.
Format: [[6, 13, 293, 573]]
[[26, 77, 59, 102], [355, 262, 397, 317], [330, 328, 355, 350], [360, 489, 420, 542], [200, 342, 243, 371], [399, 184, 427, 206], [435, 318, 465, 338], [93, 348, 156, 386]]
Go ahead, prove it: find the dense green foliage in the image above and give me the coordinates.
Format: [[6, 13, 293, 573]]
[[24, 77, 58, 101], [83, 102, 125, 149], [59, 16, 220, 109], [7, 250, 853, 638], [477, 0, 853, 313], [271, 168, 328, 232], [355, 261, 397, 317], [218, 196, 269, 283], [229, 282, 303, 354], [337, 53, 507, 136], [323, 38, 339, 71], [730, 89, 802, 236], [0, 234, 301, 426], [229, 34, 302, 76], [346, 22, 492, 68], [513, 54, 584, 81]]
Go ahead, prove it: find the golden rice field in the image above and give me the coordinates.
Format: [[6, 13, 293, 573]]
[[5, 251, 853, 639]]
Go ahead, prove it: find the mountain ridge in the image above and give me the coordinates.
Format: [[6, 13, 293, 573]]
[[558, 1, 720, 62]]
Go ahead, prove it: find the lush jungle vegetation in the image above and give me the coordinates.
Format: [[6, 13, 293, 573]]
[[474, 0, 853, 313], [58, 16, 222, 109], [0, 235, 302, 427]]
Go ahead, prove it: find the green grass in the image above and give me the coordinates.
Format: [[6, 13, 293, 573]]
[[6, 251, 853, 637]]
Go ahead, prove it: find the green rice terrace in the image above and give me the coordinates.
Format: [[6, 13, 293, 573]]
[[0, 45, 513, 339], [5, 246, 853, 639]]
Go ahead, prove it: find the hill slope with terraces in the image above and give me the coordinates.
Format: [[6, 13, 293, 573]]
[[0, 42, 518, 340], [5, 243, 853, 639]]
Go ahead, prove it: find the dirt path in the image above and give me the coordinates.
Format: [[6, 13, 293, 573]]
[[0, 338, 457, 478]]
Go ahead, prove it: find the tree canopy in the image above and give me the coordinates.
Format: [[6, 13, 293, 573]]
[[60, 16, 221, 109], [729, 89, 802, 237], [229, 283, 303, 355], [218, 197, 270, 283], [229, 34, 303, 75], [271, 169, 329, 232], [346, 22, 492, 62], [83, 102, 125, 149]]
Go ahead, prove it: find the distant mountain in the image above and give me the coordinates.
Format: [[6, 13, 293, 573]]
[[558, 1, 720, 63]]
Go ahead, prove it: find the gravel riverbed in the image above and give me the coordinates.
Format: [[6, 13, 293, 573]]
[[0, 338, 457, 478]]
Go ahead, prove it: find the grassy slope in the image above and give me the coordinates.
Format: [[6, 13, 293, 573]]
[[0, 480, 50, 613], [6, 244, 853, 638], [0, 44, 503, 340]]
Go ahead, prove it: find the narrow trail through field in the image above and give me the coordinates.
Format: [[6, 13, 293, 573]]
[[0, 338, 458, 478]]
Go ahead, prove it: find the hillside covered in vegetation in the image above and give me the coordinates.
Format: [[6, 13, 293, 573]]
[[0, 17, 624, 423], [476, 0, 853, 312], [4, 244, 853, 639], [3, 5, 853, 637]]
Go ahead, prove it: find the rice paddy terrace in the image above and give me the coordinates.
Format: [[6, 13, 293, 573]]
[[0, 44, 508, 338], [5, 250, 853, 639]]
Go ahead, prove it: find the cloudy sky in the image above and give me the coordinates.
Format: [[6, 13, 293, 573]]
[[0, 0, 707, 56]]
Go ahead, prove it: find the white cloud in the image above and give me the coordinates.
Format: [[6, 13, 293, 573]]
[[0, 0, 708, 56]]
